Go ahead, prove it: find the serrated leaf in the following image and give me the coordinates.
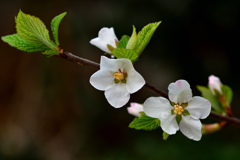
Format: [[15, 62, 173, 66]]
[[126, 26, 138, 50], [112, 48, 138, 62], [2, 34, 50, 53], [197, 85, 225, 113], [129, 113, 160, 131], [136, 21, 161, 55], [51, 12, 67, 45], [16, 10, 58, 51], [117, 35, 130, 48], [222, 85, 233, 104]]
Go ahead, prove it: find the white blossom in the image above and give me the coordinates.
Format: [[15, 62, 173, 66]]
[[143, 80, 211, 141], [90, 27, 118, 53], [90, 56, 145, 108], [127, 103, 144, 117], [208, 75, 222, 95]]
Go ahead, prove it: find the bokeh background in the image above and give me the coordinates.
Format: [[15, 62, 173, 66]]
[[0, 0, 240, 159]]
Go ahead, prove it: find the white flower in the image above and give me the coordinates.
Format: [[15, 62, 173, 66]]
[[208, 75, 222, 95], [127, 103, 144, 117], [90, 27, 118, 53], [143, 80, 211, 141], [90, 56, 145, 108]]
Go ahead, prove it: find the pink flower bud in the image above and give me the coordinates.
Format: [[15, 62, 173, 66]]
[[208, 75, 222, 95], [127, 103, 143, 117]]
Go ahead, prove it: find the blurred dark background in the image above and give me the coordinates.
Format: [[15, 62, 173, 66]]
[[0, 0, 240, 159]]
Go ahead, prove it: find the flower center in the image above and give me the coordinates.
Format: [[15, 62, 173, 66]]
[[113, 69, 128, 83], [174, 104, 184, 115], [114, 72, 124, 80]]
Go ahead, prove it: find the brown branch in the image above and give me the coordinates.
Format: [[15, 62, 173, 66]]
[[56, 51, 240, 127]]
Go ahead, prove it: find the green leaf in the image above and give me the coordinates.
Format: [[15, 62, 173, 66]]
[[222, 85, 233, 104], [16, 10, 58, 52], [51, 12, 67, 45], [163, 132, 169, 141], [129, 113, 160, 131], [2, 34, 50, 52], [112, 48, 138, 62], [117, 35, 130, 48], [197, 85, 225, 113], [126, 26, 138, 50], [136, 21, 161, 55]]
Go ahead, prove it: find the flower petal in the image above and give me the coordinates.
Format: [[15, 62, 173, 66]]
[[104, 83, 130, 108], [126, 69, 145, 93], [160, 113, 179, 135], [90, 27, 118, 53], [100, 56, 118, 72], [90, 69, 114, 91], [186, 96, 211, 119], [143, 97, 173, 118], [168, 80, 192, 104], [179, 115, 202, 141]]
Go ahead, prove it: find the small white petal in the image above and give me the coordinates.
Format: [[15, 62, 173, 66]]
[[90, 27, 118, 53], [127, 103, 144, 117], [90, 37, 111, 53], [126, 69, 145, 93], [100, 56, 118, 72], [90, 70, 114, 91], [104, 83, 130, 108], [143, 97, 172, 118], [113, 58, 133, 73], [160, 113, 179, 135], [179, 115, 202, 141], [186, 96, 211, 119], [168, 80, 192, 104]]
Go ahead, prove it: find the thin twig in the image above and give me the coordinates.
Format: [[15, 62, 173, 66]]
[[56, 52, 240, 127]]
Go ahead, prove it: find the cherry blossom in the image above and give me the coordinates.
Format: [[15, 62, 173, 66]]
[[90, 56, 145, 108], [143, 80, 211, 141]]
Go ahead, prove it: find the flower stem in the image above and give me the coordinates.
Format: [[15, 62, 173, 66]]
[[56, 52, 240, 127]]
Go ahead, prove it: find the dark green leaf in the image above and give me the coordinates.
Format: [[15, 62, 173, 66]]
[[51, 12, 67, 45], [222, 84, 233, 104], [136, 21, 161, 55], [16, 10, 58, 52], [2, 34, 50, 53], [112, 48, 138, 62], [117, 35, 130, 48], [129, 113, 160, 131]]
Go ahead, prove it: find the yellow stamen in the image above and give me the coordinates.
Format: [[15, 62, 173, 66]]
[[174, 104, 184, 115], [114, 73, 124, 80]]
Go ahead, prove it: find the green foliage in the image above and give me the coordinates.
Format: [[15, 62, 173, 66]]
[[112, 48, 138, 62], [197, 85, 225, 113], [117, 35, 130, 48], [129, 113, 160, 131], [2, 34, 50, 52], [126, 26, 138, 50], [2, 10, 67, 56], [222, 84, 233, 104], [136, 21, 161, 55], [51, 12, 67, 45], [16, 10, 57, 51]]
